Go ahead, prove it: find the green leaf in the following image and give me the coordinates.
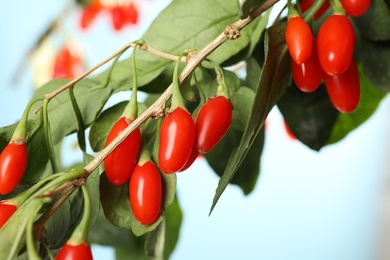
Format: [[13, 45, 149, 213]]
[[245, 57, 262, 91], [277, 85, 339, 151], [30, 79, 111, 145], [45, 199, 71, 249], [145, 196, 183, 260], [360, 36, 390, 92], [354, 0, 390, 41], [115, 244, 148, 260], [163, 196, 182, 260], [210, 22, 290, 213], [230, 87, 255, 131], [89, 209, 134, 247], [145, 221, 165, 260], [327, 64, 386, 144], [237, 0, 267, 19], [205, 128, 264, 195], [238, 0, 253, 19]]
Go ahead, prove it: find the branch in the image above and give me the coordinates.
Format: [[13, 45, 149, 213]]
[[33, 43, 186, 114], [83, 0, 280, 174]]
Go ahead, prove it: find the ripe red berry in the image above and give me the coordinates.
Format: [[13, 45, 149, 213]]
[[79, 0, 103, 30], [341, 0, 371, 17], [55, 243, 93, 260], [195, 96, 233, 153], [178, 146, 199, 172], [0, 201, 17, 229], [300, 0, 331, 20], [285, 16, 313, 64], [158, 107, 195, 174], [0, 143, 28, 195], [324, 60, 360, 113], [125, 3, 139, 25], [129, 160, 162, 225], [317, 15, 355, 76], [104, 117, 141, 185], [110, 5, 127, 31], [291, 38, 323, 92]]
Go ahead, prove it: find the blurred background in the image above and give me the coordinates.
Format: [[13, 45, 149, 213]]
[[1, 1, 390, 259]]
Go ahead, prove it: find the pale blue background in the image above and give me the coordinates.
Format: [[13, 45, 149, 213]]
[[1, 1, 390, 259]]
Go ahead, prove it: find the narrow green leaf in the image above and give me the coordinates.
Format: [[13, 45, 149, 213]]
[[205, 127, 264, 195], [69, 87, 86, 152], [210, 22, 290, 214], [245, 57, 262, 91], [231, 87, 255, 131]]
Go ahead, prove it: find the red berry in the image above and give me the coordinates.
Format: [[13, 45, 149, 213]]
[[178, 145, 199, 172], [104, 117, 141, 185], [195, 96, 233, 153], [317, 15, 355, 76], [300, 0, 331, 20], [125, 3, 139, 25], [341, 0, 371, 17], [291, 38, 323, 92], [110, 5, 127, 31], [0, 201, 17, 229], [129, 160, 162, 225], [285, 16, 313, 64], [79, 0, 103, 30], [53, 46, 83, 79], [0, 143, 28, 195], [55, 243, 93, 260], [324, 60, 360, 113], [158, 107, 195, 174]]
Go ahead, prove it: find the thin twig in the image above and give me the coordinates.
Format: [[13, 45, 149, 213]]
[[33, 43, 186, 114], [83, 0, 280, 174], [34, 178, 84, 240]]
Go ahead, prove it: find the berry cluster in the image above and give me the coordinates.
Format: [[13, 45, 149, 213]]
[[80, 0, 139, 31], [285, 0, 371, 113], [104, 94, 233, 225]]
